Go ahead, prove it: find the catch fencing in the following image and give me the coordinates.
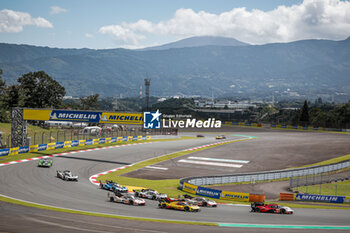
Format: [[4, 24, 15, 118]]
[[0, 128, 177, 148], [290, 170, 350, 189], [180, 160, 350, 186]]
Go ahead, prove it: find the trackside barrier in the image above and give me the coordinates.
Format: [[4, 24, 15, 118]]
[[180, 159, 350, 203], [179, 181, 251, 202], [280, 193, 295, 201], [0, 135, 151, 157], [280, 192, 350, 204]]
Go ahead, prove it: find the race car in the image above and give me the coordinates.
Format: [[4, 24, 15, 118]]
[[251, 202, 294, 214], [134, 189, 167, 200], [56, 170, 78, 181], [185, 197, 217, 207], [108, 192, 145, 206], [216, 135, 226, 139], [38, 158, 53, 167], [100, 180, 128, 192], [158, 200, 200, 212]]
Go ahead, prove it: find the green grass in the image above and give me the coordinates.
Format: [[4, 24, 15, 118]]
[[0, 136, 198, 164], [296, 154, 350, 168], [294, 180, 350, 196]]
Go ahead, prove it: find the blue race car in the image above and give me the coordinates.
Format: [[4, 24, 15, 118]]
[[99, 180, 128, 193]]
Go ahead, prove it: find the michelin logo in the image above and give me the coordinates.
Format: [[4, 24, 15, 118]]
[[143, 110, 161, 129]]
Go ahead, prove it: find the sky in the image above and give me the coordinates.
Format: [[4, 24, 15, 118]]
[[0, 0, 349, 49]]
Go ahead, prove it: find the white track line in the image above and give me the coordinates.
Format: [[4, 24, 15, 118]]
[[187, 156, 249, 164], [88, 138, 248, 185], [178, 159, 243, 168], [144, 166, 168, 170]]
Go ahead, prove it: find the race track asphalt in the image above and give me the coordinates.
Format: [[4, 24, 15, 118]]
[[0, 130, 350, 232]]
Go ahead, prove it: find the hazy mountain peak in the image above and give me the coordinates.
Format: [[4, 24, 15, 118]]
[[140, 36, 249, 51]]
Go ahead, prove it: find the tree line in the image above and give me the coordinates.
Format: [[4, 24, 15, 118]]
[[0, 70, 101, 122]]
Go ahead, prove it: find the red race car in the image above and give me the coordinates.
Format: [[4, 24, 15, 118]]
[[251, 202, 293, 214]]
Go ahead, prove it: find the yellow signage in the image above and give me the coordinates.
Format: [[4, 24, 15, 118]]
[[47, 143, 56, 150], [9, 147, 19, 155], [99, 112, 143, 124], [29, 145, 38, 152], [23, 109, 143, 125], [182, 182, 198, 194], [220, 191, 250, 202], [23, 109, 52, 121]]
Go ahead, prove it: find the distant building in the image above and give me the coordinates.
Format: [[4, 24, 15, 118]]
[[195, 100, 256, 109]]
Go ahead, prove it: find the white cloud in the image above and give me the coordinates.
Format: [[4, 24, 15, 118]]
[[0, 9, 53, 33], [50, 6, 68, 15], [85, 33, 93, 38], [99, 0, 350, 45]]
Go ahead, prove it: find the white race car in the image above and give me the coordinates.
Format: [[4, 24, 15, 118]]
[[56, 170, 78, 181]]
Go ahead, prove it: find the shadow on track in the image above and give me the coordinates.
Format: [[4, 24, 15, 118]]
[[55, 156, 132, 165]]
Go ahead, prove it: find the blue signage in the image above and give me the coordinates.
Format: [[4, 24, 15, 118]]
[[0, 148, 10, 157], [38, 144, 47, 151], [49, 110, 101, 122], [19, 146, 29, 154], [71, 140, 79, 147], [55, 142, 64, 149], [111, 137, 117, 143], [85, 139, 93, 145], [295, 194, 345, 203], [196, 186, 222, 199], [99, 138, 106, 144], [133, 136, 138, 141], [122, 136, 128, 142]]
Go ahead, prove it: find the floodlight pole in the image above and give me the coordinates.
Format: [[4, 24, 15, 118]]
[[144, 78, 151, 111], [11, 108, 27, 147]]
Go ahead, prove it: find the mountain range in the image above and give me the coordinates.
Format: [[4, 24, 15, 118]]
[[0, 36, 349, 101]]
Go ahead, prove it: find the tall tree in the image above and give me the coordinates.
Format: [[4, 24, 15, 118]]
[[80, 94, 99, 110], [17, 71, 66, 108], [299, 100, 310, 126]]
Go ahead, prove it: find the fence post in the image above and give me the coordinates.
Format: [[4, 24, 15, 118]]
[[64, 131, 66, 141], [49, 131, 52, 143], [7, 135, 11, 148], [319, 173, 322, 195], [57, 131, 59, 143]]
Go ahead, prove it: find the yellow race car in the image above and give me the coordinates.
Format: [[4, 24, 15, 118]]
[[216, 135, 226, 139], [158, 201, 200, 212]]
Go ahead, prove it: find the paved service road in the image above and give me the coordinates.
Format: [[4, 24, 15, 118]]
[[0, 131, 350, 231]]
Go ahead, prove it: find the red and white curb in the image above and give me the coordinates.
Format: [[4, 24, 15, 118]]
[[0, 141, 156, 168], [89, 165, 134, 185], [89, 138, 246, 186]]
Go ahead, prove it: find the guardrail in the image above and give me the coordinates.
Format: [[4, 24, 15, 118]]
[[180, 160, 350, 186], [179, 159, 350, 202]]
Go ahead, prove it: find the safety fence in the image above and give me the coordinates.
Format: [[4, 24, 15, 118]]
[[179, 159, 350, 202], [0, 135, 151, 157], [0, 128, 177, 149], [290, 170, 350, 189]]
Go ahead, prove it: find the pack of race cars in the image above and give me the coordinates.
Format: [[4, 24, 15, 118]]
[[36, 158, 294, 214]]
